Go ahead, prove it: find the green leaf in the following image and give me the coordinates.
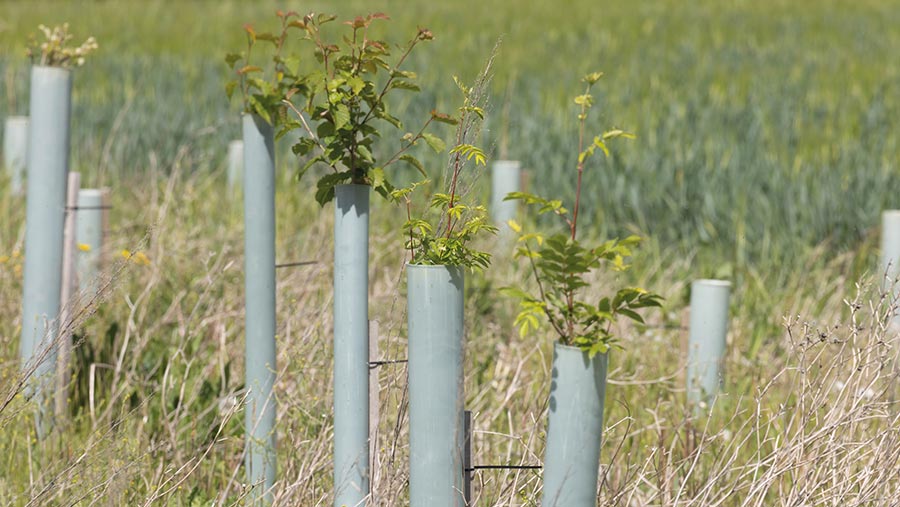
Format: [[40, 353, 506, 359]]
[[593, 137, 610, 157], [225, 52, 243, 68], [399, 155, 427, 177], [461, 105, 485, 119], [247, 95, 272, 125], [431, 110, 459, 125], [255, 32, 278, 43], [347, 75, 365, 95], [297, 155, 325, 183], [574, 94, 594, 107], [327, 76, 347, 92], [449, 144, 486, 166], [389, 80, 420, 92], [356, 145, 374, 163], [292, 137, 318, 156], [314, 171, 352, 206], [598, 297, 611, 313], [499, 286, 534, 301], [602, 129, 636, 140], [421, 133, 446, 153], [587, 341, 609, 358], [333, 104, 350, 130], [431, 193, 452, 208], [583, 71, 604, 84], [370, 167, 386, 189], [317, 13, 338, 24], [617, 308, 644, 324], [283, 56, 301, 75], [504, 191, 568, 216], [376, 110, 403, 129], [391, 69, 418, 79], [390, 179, 429, 202]]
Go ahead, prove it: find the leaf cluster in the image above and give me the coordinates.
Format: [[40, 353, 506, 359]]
[[225, 10, 306, 126], [399, 191, 496, 270], [501, 72, 662, 356], [392, 48, 499, 270], [282, 12, 448, 205], [502, 220, 662, 355], [26, 23, 98, 68]]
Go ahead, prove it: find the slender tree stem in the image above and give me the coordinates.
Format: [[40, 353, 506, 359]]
[[525, 244, 567, 340], [565, 91, 589, 338], [406, 199, 414, 262], [282, 99, 340, 174], [382, 117, 435, 168]]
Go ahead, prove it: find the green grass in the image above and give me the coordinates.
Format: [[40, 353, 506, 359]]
[[1, 0, 900, 505], [2, 0, 898, 265]]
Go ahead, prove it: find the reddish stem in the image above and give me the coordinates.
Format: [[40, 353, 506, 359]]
[[566, 86, 590, 338]]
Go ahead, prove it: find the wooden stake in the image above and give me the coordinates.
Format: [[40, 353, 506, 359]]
[[56, 171, 80, 420]]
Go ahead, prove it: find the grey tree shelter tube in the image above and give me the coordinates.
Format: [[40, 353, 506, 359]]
[[243, 114, 277, 504], [75, 189, 106, 292], [686, 279, 731, 409], [541, 343, 608, 507], [4, 115, 28, 195], [881, 211, 900, 324], [407, 264, 465, 507], [333, 183, 370, 507], [20, 66, 72, 436], [228, 139, 243, 192], [490, 160, 521, 227]]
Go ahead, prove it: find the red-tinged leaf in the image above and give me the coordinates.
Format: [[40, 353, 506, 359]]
[[243, 24, 256, 40], [349, 16, 367, 29], [431, 110, 458, 125], [370, 12, 390, 20]]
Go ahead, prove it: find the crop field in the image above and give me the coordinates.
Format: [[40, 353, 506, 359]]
[[1, 0, 900, 505]]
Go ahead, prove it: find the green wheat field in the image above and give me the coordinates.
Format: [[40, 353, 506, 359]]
[[1, 0, 900, 505]]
